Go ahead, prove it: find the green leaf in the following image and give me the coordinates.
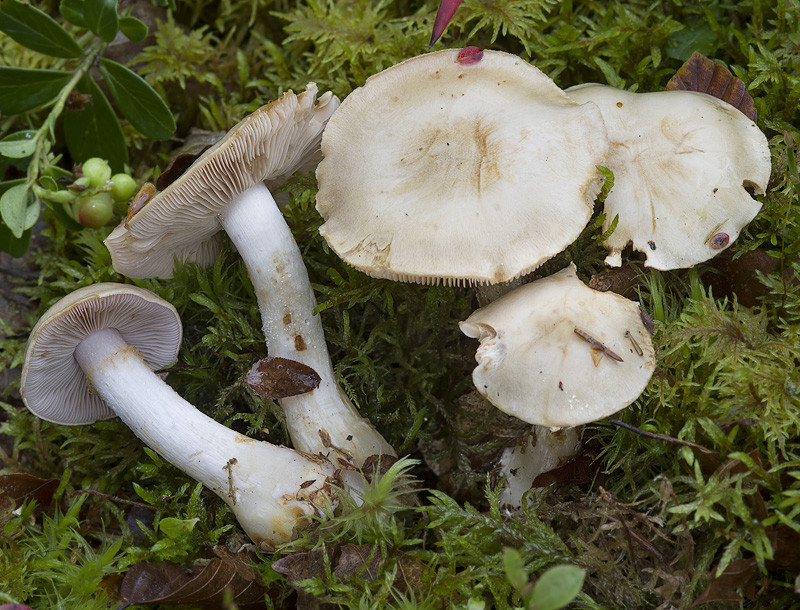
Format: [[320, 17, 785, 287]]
[[0, 222, 32, 257], [0, 183, 32, 238], [99, 58, 176, 140], [0, 0, 83, 58], [503, 548, 529, 593], [0, 67, 72, 115], [159, 517, 199, 538], [530, 565, 586, 610], [83, 0, 118, 43], [63, 76, 128, 173], [60, 0, 86, 27], [119, 15, 147, 42], [0, 132, 36, 159], [0, 131, 36, 178]]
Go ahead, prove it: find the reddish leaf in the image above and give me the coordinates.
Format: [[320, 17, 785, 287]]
[[119, 546, 268, 609], [665, 51, 757, 121], [456, 46, 483, 65], [690, 558, 758, 606], [0, 473, 59, 509], [245, 357, 321, 399], [429, 0, 464, 47]]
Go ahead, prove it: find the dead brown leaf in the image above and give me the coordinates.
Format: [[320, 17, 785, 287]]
[[155, 146, 212, 191], [665, 51, 757, 121], [0, 473, 59, 509], [245, 357, 321, 400], [118, 546, 268, 609], [690, 558, 759, 607]]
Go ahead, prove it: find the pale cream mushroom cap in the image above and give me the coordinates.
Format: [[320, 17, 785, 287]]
[[565, 84, 771, 270], [105, 83, 339, 279], [316, 50, 609, 286], [21, 283, 182, 425], [459, 264, 655, 428]]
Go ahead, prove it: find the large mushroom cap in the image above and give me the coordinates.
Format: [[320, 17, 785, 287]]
[[565, 84, 771, 270], [21, 283, 182, 425], [105, 83, 339, 279], [459, 264, 655, 427], [316, 49, 609, 286]]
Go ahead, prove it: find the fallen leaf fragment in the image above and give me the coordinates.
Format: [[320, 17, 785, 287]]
[[0, 473, 59, 509], [665, 51, 757, 121], [245, 357, 321, 399], [690, 558, 759, 606], [155, 146, 213, 191], [119, 546, 268, 609]]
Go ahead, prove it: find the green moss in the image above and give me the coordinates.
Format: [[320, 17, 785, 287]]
[[2, 0, 800, 607]]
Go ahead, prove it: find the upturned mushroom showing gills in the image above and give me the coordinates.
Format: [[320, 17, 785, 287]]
[[104, 85, 395, 467], [316, 49, 609, 286], [20, 283, 336, 549], [459, 264, 656, 428], [565, 84, 771, 269]]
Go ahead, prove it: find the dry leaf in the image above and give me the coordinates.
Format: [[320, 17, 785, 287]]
[[690, 558, 758, 606], [119, 546, 268, 609], [0, 473, 59, 509], [155, 146, 212, 191], [245, 357, 321, 399], [531, 450, 608, 488], [665, 51, 757, 121]]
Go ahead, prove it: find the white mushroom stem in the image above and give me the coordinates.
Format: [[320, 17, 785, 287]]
[[499, 425, 582, 510], [73, 326, 335, 549], [219, 182, 395, 466]]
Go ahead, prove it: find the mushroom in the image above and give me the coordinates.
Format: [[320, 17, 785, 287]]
[[564, 84, 771, 269], [20, 283, 336, 549], [459, 264, 656, 507], [316, 49, 609, 286], [104, 84, 395, 467]]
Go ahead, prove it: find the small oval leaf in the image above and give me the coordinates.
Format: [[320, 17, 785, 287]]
[[0, 136, 36, 159], [0, 67, 72, 115], [83, 0, 118, 42], [119, 15, 148, 42], [0, 0, 83, 58], [245, 357, 321, 399], [530, 565, 586, 610], [1, 183, 32, 238], [99, 58, 176, 140], [63, 76, 128, 173], [60, 0, 86, 27], [158, 517, 199, 538]]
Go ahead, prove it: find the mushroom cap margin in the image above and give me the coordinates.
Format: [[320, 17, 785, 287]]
[[21, 283, 182, 425]]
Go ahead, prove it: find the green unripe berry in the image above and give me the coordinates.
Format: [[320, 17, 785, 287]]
[[81, 157, 112, 187], [75, 192, 113, 228], [110, 173, 137, 202]]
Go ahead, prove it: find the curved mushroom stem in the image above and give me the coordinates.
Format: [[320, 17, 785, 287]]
[[499, 425, 582, 511], [74, 326, 335, 549], [219, 182, 396, 466]]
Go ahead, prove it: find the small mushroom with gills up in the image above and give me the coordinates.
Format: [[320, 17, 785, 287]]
[[20, 283, 336, 549]]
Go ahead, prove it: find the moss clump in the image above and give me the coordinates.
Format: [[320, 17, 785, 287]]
[[2, 0, 800, 608]]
